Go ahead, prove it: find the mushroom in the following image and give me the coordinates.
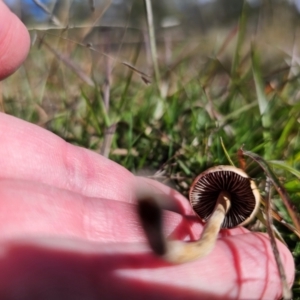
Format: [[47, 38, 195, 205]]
[[137, 165, 260, 264]]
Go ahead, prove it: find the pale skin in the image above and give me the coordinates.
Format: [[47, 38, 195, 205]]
[[0, 2, 295, 299]]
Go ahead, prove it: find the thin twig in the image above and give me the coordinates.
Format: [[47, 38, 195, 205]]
[[100, 38, 115, 158], [89, 0, 95, 12], [100, 123, 117, 158], [35, 32, 151, 84], [265, 178, 292, 299], [32, 0, 62, 26], [103, 39, 112, 112], [241, 148, 300, 234], [80, 0, 113, 42], [40, 39, 94, 86]]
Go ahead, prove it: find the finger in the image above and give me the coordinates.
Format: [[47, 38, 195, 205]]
[[0, 235, 294, 300], [0, 179, 195, 242], [0, 112, 134, 201], [0, 179, 294, 298], [0, 2, 30, 79], [0, 113, 191, 213], [0, 179, 247, 241]]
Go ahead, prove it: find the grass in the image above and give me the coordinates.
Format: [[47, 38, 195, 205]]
[[2, 0, 300, 298]]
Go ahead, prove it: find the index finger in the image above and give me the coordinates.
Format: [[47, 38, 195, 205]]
[[0, 113, 192, 213]]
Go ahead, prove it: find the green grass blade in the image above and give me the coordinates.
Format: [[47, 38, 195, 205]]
[[251, 43, 272, 158], [81, 89, 102, 135], [231, 2, 247, 78], [269, 160, 300, 179], [220, 137, 235, 167], [144, 0, 161, 90]]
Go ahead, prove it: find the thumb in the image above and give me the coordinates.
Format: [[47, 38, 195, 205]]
[[0, 1, 30, 80]]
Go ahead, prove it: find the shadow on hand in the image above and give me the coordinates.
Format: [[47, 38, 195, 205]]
[[0, 234, 282, 300]]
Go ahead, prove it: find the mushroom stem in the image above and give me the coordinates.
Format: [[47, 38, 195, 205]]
[[163, 191, 231, 263], [137, 190, 232, 264]]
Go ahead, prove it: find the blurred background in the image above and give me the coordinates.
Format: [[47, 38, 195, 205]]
[[4, 0, 300, 27], [2, 0, 300, 296], [3, 0, 300, 159]]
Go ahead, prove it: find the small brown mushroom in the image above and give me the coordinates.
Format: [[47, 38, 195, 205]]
[[137, 165, 260, 264], [186, 165, 261, 260]]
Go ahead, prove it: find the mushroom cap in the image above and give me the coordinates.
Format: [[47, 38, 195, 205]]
[[189, 165, 260, 228]]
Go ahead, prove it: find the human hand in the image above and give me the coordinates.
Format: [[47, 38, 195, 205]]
[[0, 2, 295, 299]]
